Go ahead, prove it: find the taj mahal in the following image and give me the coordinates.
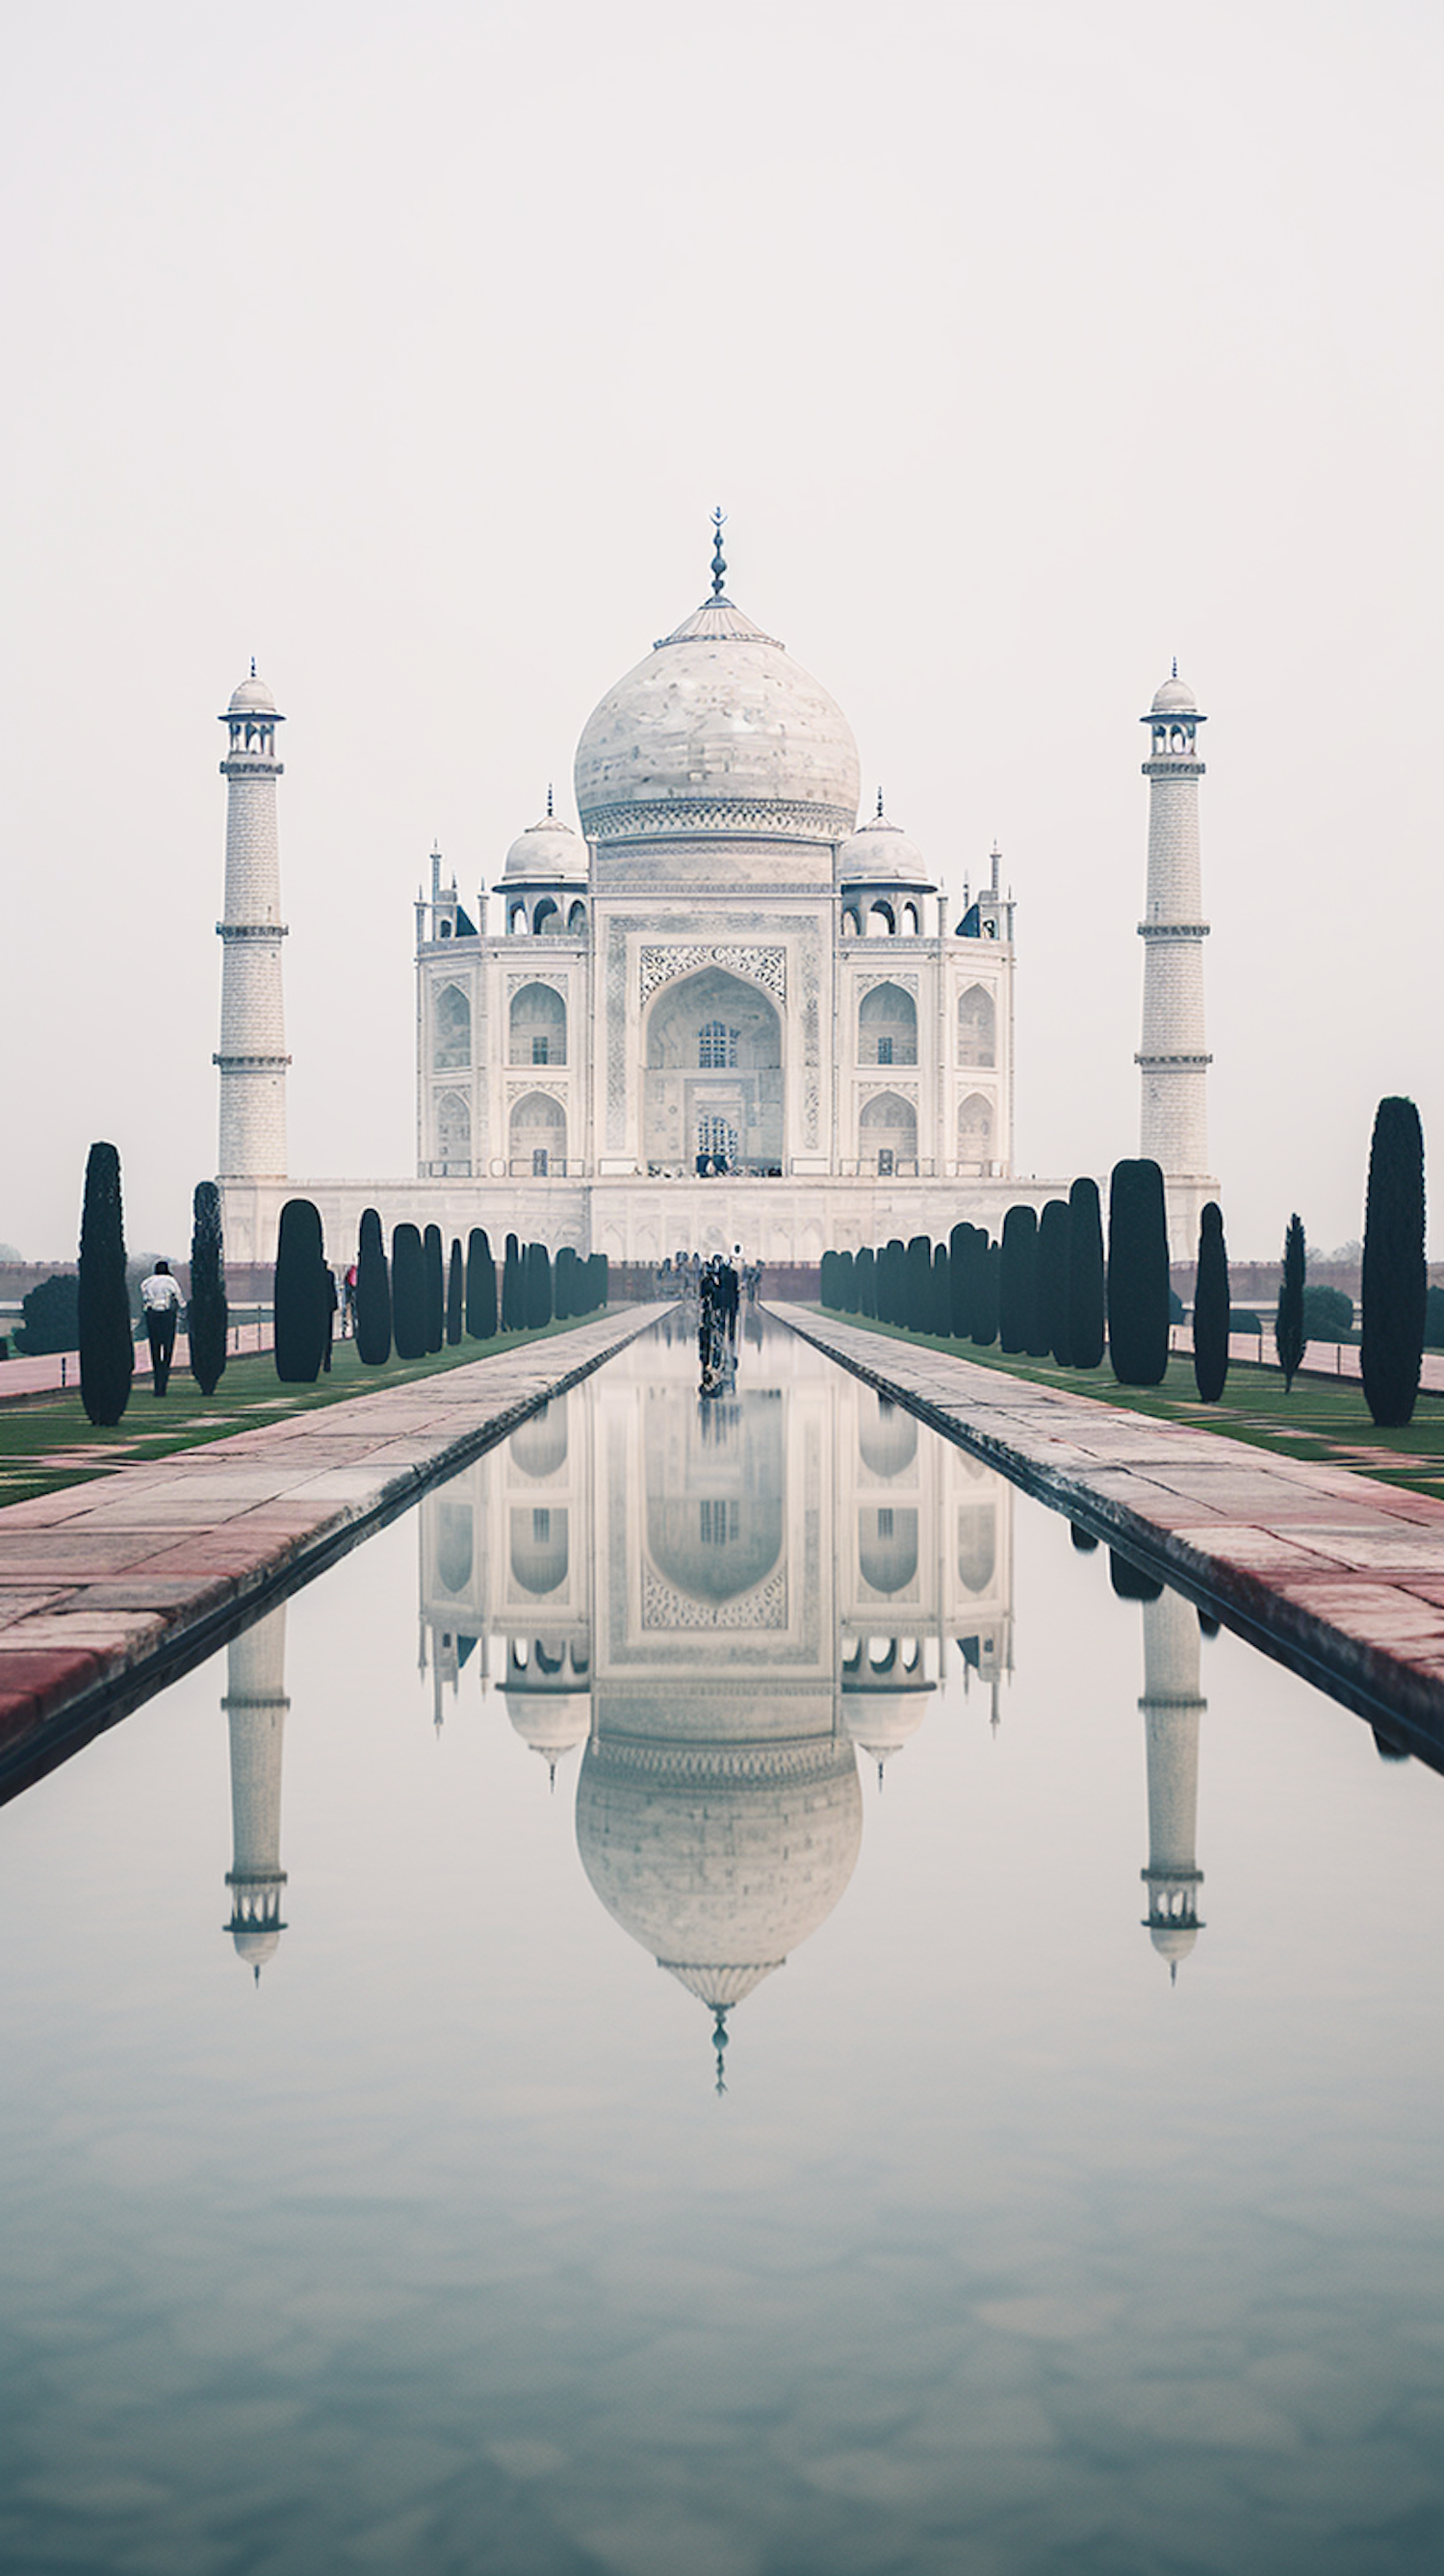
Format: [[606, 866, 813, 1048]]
[[214, 521, 1216, 1265]]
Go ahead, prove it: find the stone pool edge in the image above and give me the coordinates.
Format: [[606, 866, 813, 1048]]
[[0, 1303, 672, 1797], [772, 1301, 1444, 1762]]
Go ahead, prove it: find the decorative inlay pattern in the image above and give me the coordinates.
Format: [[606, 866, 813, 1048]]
[[606, 921, 628, 1146], [505, 1078, 568, 1106], [853, 969, 918, 997], [640, 1563, 787, 1631], [505, 969, 569, 997], [640, 944, 786, 1005], [586, 798, 855, 843]]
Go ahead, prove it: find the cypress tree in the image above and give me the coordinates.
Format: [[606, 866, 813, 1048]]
[[188, 1179, 228, 1397], [998, 1205, 1038, 1355], [948, 1223, 973, 1341], [466, 1227, 497, 1339], [1037, 1198, 1071, 1365], [588, 1251, 607, 1312], [446, 1238, 465, 1345], [424, 1224, 445, 1352], [971, 1240, 1000, 1348], [820, 1249, 838, 1308], [527, 1241, 553, 1328], [905, 1235, 932, 1331], [1067, 1176, 1106, 1369], [392, 1223, 427, 1358], [502, 1233, 523, 1330], [274, 1198, 328, 1383], [838, 1249, 857, 1314], [931, 1243, 950, 1337], [855, 1245, 877, 1318], [1361, 1095, 1427, 1427], [1275, 1213, 1306, 1394], [560, 1246, 580, 1320], [1192, 1200, 1230, 1403], [880, 1237, 906, 1326], [355, 1207, 392, 1364], [77, 1141, 134, 1427], [1109, 1549, 1164, 1603], [1107, 1159, 1171, 1387]]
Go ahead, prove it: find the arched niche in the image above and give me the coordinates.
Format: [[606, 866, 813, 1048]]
[[433, 981, 471, 1069], [510, 1401, 568, 1480], [958, 985, 995, 1067], [643, 966, 783, 1174], [858, 982, 917, 1068], [958, 1092, 993, 1168], [434, 1500, 474, 1596], [841, 907, 862, 937], [866, 900, 895, 938], [533, 896, 561, 935], [957, 1505, 996, 1593], [566, 899, 587, 933], [859, 1506, 919, 1595], [859, 1398, 916, 1478], [510, 1506, 569, 1595], [859, 1089, 917, 1174], [510, 981, 567, 1067], [900, 901, 920, 936], [509, 1090, 566, 1175], [436, 1090, 471, 1171], [508, 903, 529, 936]]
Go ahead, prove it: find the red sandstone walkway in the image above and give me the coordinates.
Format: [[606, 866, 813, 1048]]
[[775, 1303, 1444, 1762], [0, 1305, 668, 1794]]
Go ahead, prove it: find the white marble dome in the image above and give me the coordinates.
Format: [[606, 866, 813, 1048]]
[[1150, 673, 1197, 714], [573, 594, 862, 845], [227, 672, 276, 715], [838, 804, 933, 886], [503, 810, 586, 880]]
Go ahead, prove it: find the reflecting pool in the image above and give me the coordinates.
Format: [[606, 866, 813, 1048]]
[[2, 1316, 1441, 2575]]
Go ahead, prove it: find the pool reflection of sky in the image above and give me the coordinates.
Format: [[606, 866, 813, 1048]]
[[2, 1318, 1440, 2576]]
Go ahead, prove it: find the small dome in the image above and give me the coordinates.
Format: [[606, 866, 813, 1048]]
[[227, 672, 276, 715], [1150, 673, 1197, 714], [838, 806, 932, 886], [503, 809, 586, 880]]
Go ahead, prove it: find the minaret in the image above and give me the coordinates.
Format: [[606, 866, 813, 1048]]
[[1138, 1589, 1206, 1979], [222, 1607, 290, 1980], [216, 666, 289, 1177], [1137, 668, 1210, 1190]]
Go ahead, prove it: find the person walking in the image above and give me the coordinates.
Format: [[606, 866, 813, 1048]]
[[139, 1259, 182, 1396]]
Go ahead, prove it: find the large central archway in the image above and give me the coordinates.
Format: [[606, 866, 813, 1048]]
[[643, 967, 784, 1174]]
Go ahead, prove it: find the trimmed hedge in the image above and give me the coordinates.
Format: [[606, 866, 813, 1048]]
[[78, 1143, 133, 1426], [274, 1198, 328, 1384], [355, 1207, 392, 1364], [188, 1180, 228, 1396], [1106, 1159, 1170, 1387]]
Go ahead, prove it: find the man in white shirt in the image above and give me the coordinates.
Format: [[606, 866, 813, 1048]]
[[139, 1259, 182, 1396]]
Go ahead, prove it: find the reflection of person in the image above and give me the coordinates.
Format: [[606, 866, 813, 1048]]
[[139, 1259, 182, 1396]]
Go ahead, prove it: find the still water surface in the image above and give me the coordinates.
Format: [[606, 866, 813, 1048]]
[[2, 1316, 1441, 2574]]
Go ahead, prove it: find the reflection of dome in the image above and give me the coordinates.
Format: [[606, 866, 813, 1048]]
[[509, 1404, 568, 1479], [858, 1399, 917, 1480], [1148, 1920, 1199, 1964], [231, 1924, 281, 1971], [574, 593, 861, 844], [1150, 673, 1197, 714], [503, 811, 586, 880], [506, 1692, 590, 1772], [227, 672, 276, 715], [576, 1734, 863, 2012], [842, 1692, 927, 1769]]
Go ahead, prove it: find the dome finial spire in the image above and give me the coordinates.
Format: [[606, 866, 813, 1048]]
[[546, 781, 554, 818], [710, 505, 727, 600], [1172, 656, 1178, 680], [876, 786, 885, 821], [250, 656, 256, 679]]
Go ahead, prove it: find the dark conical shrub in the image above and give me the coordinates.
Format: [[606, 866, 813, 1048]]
[[1361, 1095, 1427, 1427], [931, 1243, 950, 1337], [1109, 1549, 1164, 1603], [554, 1246, 575, 1321], [879, 1237, 906, 1326], [392, 1223, 427, 1358], [1107, 1159, 1171, 1387], [424, 1224, 445, 1352], [1192, 1200, 1229, 1402], [1067, 1177, 1106, 1369], [1037, 1198, 1071, 1365], [948, 1224, 973, 1341], [274, 1198, 328, 1384], [820, 1249, 838, 1308], [526, 1241, 553, 1328], [1275, 1214, 1306, 1394], [587, 1251, 607, 1312], [971, 1240, 1000, 1348], [188, 1180, 228, 1396], [838, 1249, 857, 1314], [446, 1239, 465, 1345], [502, 1234, 523, 1331], [355, 1207, 392, 1365], [78, 1141, 134, 1426], [855, 1245, 877, 1317], [905, 1235, 932, 1332], [998, 1205, 1038, 1355], [466, 1228, 497, 1339]]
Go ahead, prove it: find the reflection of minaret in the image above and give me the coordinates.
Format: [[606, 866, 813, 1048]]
[[223, 1607, 290, 1981], [1139, 1591, 1205, 1979]]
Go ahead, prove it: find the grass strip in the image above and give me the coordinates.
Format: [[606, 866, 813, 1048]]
[[812, 1309, 1444, 1500]]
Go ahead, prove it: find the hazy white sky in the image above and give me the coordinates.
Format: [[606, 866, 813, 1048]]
[[2, 0, 1439, 1261]]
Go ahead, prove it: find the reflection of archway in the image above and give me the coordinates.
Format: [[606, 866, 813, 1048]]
[[644, 968, 783, 1172], [510, 1506, 569, 1594], [511, 1403, 568, 1479], [859, 1507, 919, 1594], [957, 1505, 996, 1593], [509, 1091, 565, 1175], [859, 1090, 916, 1174], [644, 1392, 785, 1604], [859, 1399, 916, 1478], [435, 1501, 474, 1595]]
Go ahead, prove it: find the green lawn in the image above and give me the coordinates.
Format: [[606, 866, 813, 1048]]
[[0, 1315, 607, 1507], [812, 1308, 1444, 1499]]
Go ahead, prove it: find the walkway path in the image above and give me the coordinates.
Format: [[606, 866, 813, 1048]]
[[775, 1303, 1444, 1761], [1170, 1324, 1444, 1393], [0, 1304, 669, 1794], [0, 1320, 273, 1402]]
